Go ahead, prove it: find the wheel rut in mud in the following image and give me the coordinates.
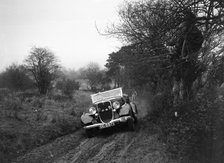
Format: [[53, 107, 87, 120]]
[[15, 96, 173, 163]]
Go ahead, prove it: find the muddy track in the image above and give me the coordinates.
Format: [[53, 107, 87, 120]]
[[14, 119, 173, 163], [62, 124, 168, 163], [14, 97, 175, 163]]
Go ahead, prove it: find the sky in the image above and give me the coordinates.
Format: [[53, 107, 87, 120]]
[[0, 0, 124, 71]]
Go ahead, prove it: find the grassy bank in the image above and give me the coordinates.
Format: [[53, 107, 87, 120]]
[[0, 90, 92, 162], [150, 87, 224, 162]]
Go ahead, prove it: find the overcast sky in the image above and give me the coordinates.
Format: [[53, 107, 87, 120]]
[[0, 0, 124, 71]]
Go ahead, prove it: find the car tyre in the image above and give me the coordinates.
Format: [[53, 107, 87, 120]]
[[133, 115, 138, 124], [127, 118, 135, 131], [86, 129, 94, 138]]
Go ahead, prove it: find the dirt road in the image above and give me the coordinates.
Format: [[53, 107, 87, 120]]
[[14, 96, 175, 163], [14, 119, 174, 163]]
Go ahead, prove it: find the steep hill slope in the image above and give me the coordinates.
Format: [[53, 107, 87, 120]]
[[14, 95, 176, 163], [15, 120, 173, 163]]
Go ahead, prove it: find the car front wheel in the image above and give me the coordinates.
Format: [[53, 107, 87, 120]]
[[86, 129, 94, 138], [127, 118, 135, 131]]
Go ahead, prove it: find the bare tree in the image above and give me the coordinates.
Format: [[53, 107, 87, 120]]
[[24, 47, 60, 94], [84, 62, 103, 91], [105, 0, 224, 103]]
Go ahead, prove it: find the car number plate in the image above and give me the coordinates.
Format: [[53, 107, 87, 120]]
[[100, 122, 115, 129]]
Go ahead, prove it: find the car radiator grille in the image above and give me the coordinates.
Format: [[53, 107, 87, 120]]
[[98, 101, 112, 123]]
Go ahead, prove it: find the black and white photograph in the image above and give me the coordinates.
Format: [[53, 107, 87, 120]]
[[0, 0, 224, 162]]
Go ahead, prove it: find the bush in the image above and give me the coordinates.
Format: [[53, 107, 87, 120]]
[[2, 96, 23, 119], [150, 92, 173, 122], [0, 64, 34, 91], [148, 80, 224, 162], [165, 101, 214, 160], [56, 79, 80, 98], [152, 86, 222, 162], [30, 96, 45, 108], [0, 88, 11, 101], [0, 90, 91, 162], [49, 93, 68, 102]]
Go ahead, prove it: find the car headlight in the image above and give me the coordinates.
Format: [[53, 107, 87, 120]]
[[89, 107, 97, 114], [113, 101, 120, 109]]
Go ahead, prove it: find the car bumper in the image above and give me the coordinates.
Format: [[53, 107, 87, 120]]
[[84, 116, 132, 129]]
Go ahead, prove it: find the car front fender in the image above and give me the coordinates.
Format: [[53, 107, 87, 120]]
[[81, 113, 93, 125], [119, 106, 131, 116]]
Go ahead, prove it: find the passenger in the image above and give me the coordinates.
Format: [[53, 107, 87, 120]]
[[121, 97, 138, 123], [130, 102, 138, 115], [131, 90, 137, 101], [120, 97, 132, 115]]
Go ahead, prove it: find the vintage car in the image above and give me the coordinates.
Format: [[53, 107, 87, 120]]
[[81, 88, 138, 137]]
